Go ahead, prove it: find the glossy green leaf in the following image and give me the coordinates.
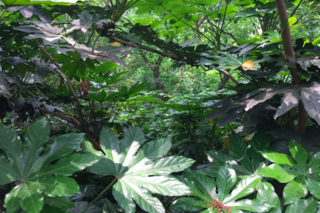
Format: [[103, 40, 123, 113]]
[[224, 175, 261, 203], [185, 169, 217, 200], [216, 164, 237, 201], [86, 126, 194, 213], [206, 150, 237, 166], [260, 151, 294, 166], [285, 197, 318, 213], [43, 196, 74, 209], [251, 132, 270, 152], [174, 166, 267, 213], [0, 118, 98, 213], [306, 178, 320, 199], [259, 164, 297, 183], [289, 140, 308, 165], [229, 133, 248, 161], [256, 182, 281, 210], [228, 199, 270, 212], [307, 152, 320, 179], [170, 197, 206, 211], [283, 176, 308, 204]]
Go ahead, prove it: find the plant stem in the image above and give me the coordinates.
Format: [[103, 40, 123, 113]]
[[275, 0, 306, 134], [80, 178, 117, 213]]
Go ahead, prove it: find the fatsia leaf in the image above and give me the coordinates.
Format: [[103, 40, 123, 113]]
[[169, 197, 207, 211], [0, 118, 99, 213], [259, 164, 297, 183], [85, 126, 194, 213], [66, 11, 100, 33], [14, 21, 63, 45], [285, 197, 318, 213], [207, 132, 269, 176], [173, 165, 268, 213], [305, 178, 320, 199], [256, 182, 281, 210], [283, 176, 307, 204], [260, 150, 294, 166], [259, 141, 320, 204]]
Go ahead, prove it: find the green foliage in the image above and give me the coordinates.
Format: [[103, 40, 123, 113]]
[[0, 118, 98, 213], [170, 166, 278, 212], [1, 0, 320, 212], [84, 126, 194, 213], [260, 140, 320, 205]]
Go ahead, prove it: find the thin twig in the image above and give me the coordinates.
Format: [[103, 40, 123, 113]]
[[290, 0, 303, 17], [219, 1, 229, 38], [36, 40, 84, 127], [250, 18, 259, 35]]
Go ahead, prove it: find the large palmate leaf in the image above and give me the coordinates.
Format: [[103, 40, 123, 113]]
[[84, 126, 194, 213], [205, 79, 320, 128], [259, 140, 320, 205], [205, 132, 270, 177], [66, 11, 101, 33], [0, 118, 99, 213], [170, 165, 277, 213]]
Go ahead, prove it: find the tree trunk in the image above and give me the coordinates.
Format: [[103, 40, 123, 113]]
[[275, 0, 306, 134]]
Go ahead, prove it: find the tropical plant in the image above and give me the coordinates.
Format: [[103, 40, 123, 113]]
[[0, 118, 98, 213], [259, 140, 320, 206], [1, 0, 320, 212], [82, 126, 194, 213]]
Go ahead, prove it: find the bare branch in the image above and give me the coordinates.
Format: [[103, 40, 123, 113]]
[[219, 70, 239, 85]]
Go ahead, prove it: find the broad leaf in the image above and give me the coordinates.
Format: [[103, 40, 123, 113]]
[[171, 165, 272, 213], [274, 89, 300, 119], [67, 11, 101, 33], [285, 197, 318, 213], [207, 132, 269, 176], [259, 140, 320, 204], [0, 118, 98, 213], [85, 126, 194, 213], [301, 80, 320, 126]]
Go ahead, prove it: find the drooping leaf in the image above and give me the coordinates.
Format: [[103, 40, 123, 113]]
[[301, 80, 320, 125], [274, 89, 300, 119]]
